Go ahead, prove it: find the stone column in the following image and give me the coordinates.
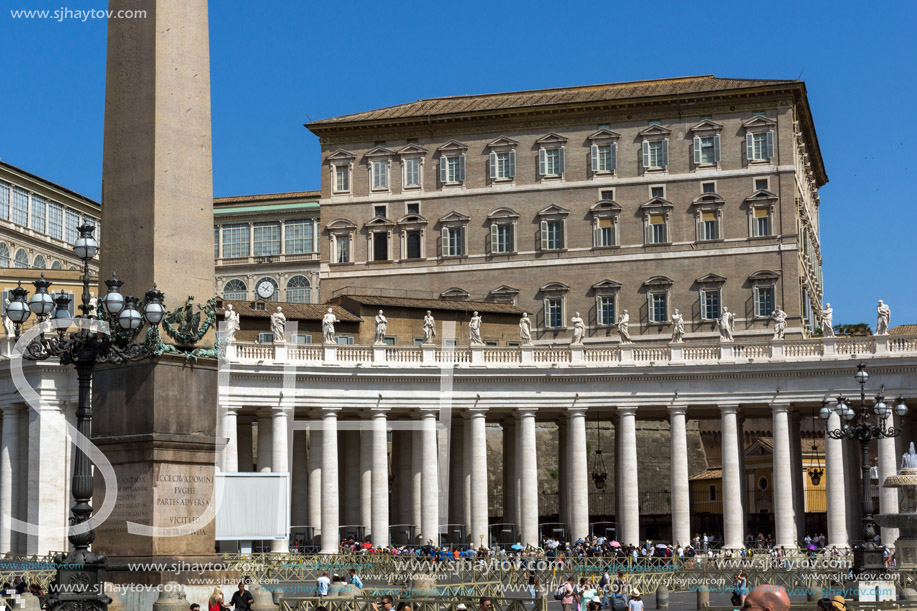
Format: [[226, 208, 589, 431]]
[[614, 417, 621, 532], [0, 405, 20, 554], [391, 430, 412, 529], [825, 411, 848, 548], [361, 428, 373, 537], [617, 407, 639, 546], [558, 418, 569, 531], [291, 431, 308, 533], [668, 406, 690, 548], [790, 411, 805, 542], [271, 407, 290, 553], [420, 409, 439, 545], [257, 416, 273, 472], [221, 406, 239, 472], [772, 404, 798, 549], [569, 408, 590, 542], [308, 429, 322, 539], [878, 417, 900, 547], [462, 415, 472, 539], [721, 405, 744, 550], [518, 408, 539, 547], [469, 408, 489, 547], [237, 418, 254, 472], [503, 416, 517, 529], [27, 398, 72, 554], [448, 418, 465, 530], [737, 415, 748, 526], [412, 430, 423, 537], [371, 409, 390, 547], [320, 408, 340, 554]]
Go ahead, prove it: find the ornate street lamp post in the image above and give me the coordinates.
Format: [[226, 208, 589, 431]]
[[10, 224, 169, 611], [820, 361, 908, 576]]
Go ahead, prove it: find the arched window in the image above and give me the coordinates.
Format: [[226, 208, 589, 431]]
[[51, 260, 62, 270], [68, 265, 77, 271], [32, 255, 46, 269], [222, 279, 247, 300], [285, 275, 311, 303], [14, 249, 29, 269], [0, 243, 9, 268]]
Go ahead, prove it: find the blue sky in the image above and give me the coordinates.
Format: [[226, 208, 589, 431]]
[[1, 0, 915, 325]]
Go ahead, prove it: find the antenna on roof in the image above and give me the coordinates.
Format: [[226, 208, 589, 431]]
[[796, 68, 805, 81]]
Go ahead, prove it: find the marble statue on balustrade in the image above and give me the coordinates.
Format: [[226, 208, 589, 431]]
[[519, 313, 532, 345], [570, 313, 585, 345], [374, 310, 388, 345], [223, 303, 240, 343], [772, 307, 787, 341], [2, 299, 15, 338], [877, 300, 891, 336], [469, 312, 483, 345], [422, 311, 436, 344], [617, 310, 632, 343], [718, 307, 735, 342], [902, 443, 917, 472], [270, 306, 286, 342], [671, 309, 685, 343], [821, 303, 835, 338], [322, 308, 337, 344]]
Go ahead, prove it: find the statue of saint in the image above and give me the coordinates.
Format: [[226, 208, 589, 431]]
[[718, 306, 735, 342], [469, 311, 483, 346], [877, 300, 891, 336], [223, 303, 240, 343], [902, 442, 917, 472], [322, 308, 337, 344], [422, 311, 436, 344], [270, 306, 286, 342], [2, 299, 16, 338], [821, 303, 835, 338], [671, 309, 685, 343], [772, 307, 787, 341], [374, 310, 388, 345], [617, 310, 631, 344], [570, 312, 585, 345], [519, 313, 532, 345]]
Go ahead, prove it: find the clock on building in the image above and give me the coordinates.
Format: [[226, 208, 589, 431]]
[[256, 280, 275, 299]]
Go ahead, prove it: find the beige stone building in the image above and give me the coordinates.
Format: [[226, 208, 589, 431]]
[[307, 75, 827, 344]]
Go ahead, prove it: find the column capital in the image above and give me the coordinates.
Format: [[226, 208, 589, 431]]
[[419, 407, 439, 418], [0, 404, 22, 417], [667, 405, 688, 417], [719, 404, 740, 415], [567, 407, 588, 417], [771, 403, 792, 414], [468, 407, 488, 418], [517, 407, 538, 418], [617, 406, 638, 417], [320, 406, 341, 416], [271, 405, 292, 415], [371, 407, 390, 417]]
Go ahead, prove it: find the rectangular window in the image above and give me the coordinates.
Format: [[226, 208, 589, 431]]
[[545, 298, 563, 328], [258, 333, 274, 343], [748, 132, 775, 161], [48, 202, 63, 240], [755, 286, 775, 317], [334, 165, 349, 192], [64, 208, 80, 244], [649, 293, 668, 323], [285, 219, 314, 254], [541, 220, 564, 250], [753, 207, 772, 237], [591, 144, 615, 172], [755, 178, 769, 191], [600, 189, 614, 201], [700, 137, 716, 164], [0, 181, 8, 220], [372, 232, 389, 261], [647, 215, 667, 244], [404, 158, 421, 187], [12, 187, 28, 226], [372, 161, 388, 189], [441, 155, 465, 183], [335, 235, 350, 263], [383, 336, 396, 346], [253, 222, 281, 256], [373, 204, 387, 218], [700, 211, 719, 240], [598, 295, 616, 326], [221, 223, 250, 258], [709, 485, 717, 501], [595, 218, 615, 247], [443, 338, 457, 347], [214, 227, 219, 258], [336, 335, 355, 345], [406, 202, 420, 215], [405, 230, 422, 259], [293, 334, 312, 344], [643, 140, 668, 169], [651, 186, 664, 198], [30, 194, 46, 233], [490, 151, 516, 179], [701, 289, 721, 320], [702, 182, 716, 194], [542, 149, 562, 176], [442, 226, 465, 256], [490, 223, 513, 254]]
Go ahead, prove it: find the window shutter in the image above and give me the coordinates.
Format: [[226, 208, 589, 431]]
[[538, 149, 546, 176], [561, 219, 567, 249], [591, 145, 598, 172], [508, 150, 516, 178], [461, 226, 467, 256], [642, 141, 649, 168], [662, 139, 669, 167], [440, 157, 448, 183], [458, 154, 466, 181], [441, 227, 449, 255], [540, 220, 549, 250], [611, 142, 617, 171], [693, 137, 701, 165], [490, 223, 498, 252], [543, 298, 550, 325], [594, 223, 601, 247], [489, 152, 496, 179], [746, 133, 754, 161], [645, 218, 651, 243], [766, 131, 775, 159], [559, 147, 565, 175], [714, 135, 721, 162]]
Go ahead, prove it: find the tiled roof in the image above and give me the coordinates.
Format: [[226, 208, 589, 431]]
[[217, 300, 361, 322], [690, 469, 722, 481], [891, 325, 917, 335], [336, 294, 523, 315], [308, 76, 796, 126], [213, 191, 320, 205]]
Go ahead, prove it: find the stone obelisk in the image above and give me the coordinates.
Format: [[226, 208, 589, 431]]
[[93, 0, 219, 582]]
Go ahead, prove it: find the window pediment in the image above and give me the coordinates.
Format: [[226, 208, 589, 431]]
[[742, 116, 777, 129], [487, 207, 520, 220], [692, 192, 726, 206], [326, 217, 357, 231], [592, 279, 622, 292], [397, 214, 428, 226], [747, 189, 778, 202], [535, 132, 568, 146], [536, 204, 570, 217], [327, 149, 356, 161], [587, 128, 621, 141], [640, 197, 674, 210], [643, 275, 674, 287], [591, 200, 622, 214], [397, 143, 428, 156], [638, 124, 672, 137], [489, 285, 519, 296], [365, 216, 395, 229], [437, 139, 468, 153], [696, 273, 727, 284], [365, 146, 395, 159], [439, 210, 470, 224], [540, 281, 570, 294], [486, 136, 519, 149], [749, 269, 780, 283], [689, 119, 724, 133], [441, 287, 470, 300]]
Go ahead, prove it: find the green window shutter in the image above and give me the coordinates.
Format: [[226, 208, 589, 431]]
[[540, 220, 549, 250], [746, 133, 754, 161], [508, 150, 516, 178], [489, 152, 497, 179], [559, 147, 565, 175], [591, 144, 598, 172], [714, 135, 721, 163], [766, 131, 775, 159], [538, 149, 546, 176], [662, 139, 669, 167], [458, 154, 466, 181], [441, 227, 449, 255], [490, 223, 498, 253], [610, 142, 617, 170], [594, 223, 601, 247], [642, 141, 650, 168], [440, 157, 448, 183], [693, 137, 701, 165]]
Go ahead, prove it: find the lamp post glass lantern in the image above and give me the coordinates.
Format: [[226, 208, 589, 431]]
[[12, 223, 170, 611], [820, 362, 908, 576]]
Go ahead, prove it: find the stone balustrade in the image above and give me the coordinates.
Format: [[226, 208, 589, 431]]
[[224, 334, 917, 368]]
